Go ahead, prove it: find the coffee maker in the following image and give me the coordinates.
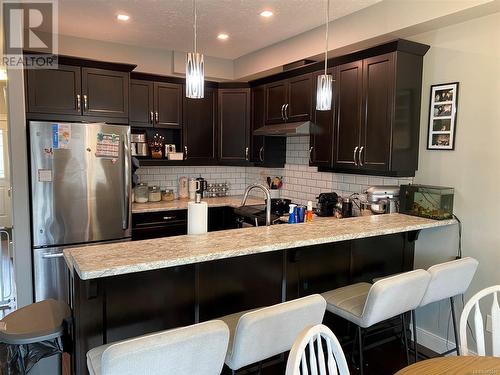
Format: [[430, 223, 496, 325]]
[[316, 192, 339, 217]]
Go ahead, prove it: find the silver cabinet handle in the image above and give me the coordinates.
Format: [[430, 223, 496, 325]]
[[42, 253, 64, 259], [281, 104, 285, 121], [245, 147, 249, 161], [155, 111, 159, 123], [83, 94, 88, 111], [353, 146, 359, 166], [284, 103, 289, 121], [259, 146, 264, 162], [184, 145, 188, 160], [76, 94, 81, 111], [150, 111, 154, 124], [163, 216, 176, 220], [358, 146, 364, 167], [309, 146, 314, 163]]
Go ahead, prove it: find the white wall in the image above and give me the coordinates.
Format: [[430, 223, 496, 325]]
[[407, 12, 500, 352]]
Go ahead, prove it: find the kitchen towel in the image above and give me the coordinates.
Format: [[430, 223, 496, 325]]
[[187, 201, 208, 235]]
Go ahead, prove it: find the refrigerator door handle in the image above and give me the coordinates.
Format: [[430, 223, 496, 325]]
[[123, 133, 130, 230], [42, 252, 64, 259]]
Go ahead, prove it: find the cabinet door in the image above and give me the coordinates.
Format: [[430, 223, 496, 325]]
[[287, 73, 312, 122], [360, 53, 395, 172], [218, 88, 251, 162], [130, 80, 154, 127], [155, 82, 182, 128], [82, 68, 129, 118], [310, 69, 334, 167], [26, 65, 81, 115], [265, 81, 287, 124], [251, 86, 265, 163], [333, 61, 363, 169], [183, 87, 217, 162]]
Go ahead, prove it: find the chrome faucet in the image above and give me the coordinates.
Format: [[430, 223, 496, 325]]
[[241, 184, 272, 226]]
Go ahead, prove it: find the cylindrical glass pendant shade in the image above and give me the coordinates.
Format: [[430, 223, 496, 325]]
[[316, 74, 333, 111], [186, 52, 204, 99]]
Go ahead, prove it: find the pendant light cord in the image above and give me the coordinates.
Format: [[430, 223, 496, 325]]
[[324, 0, 329, 75], [193, 0, 197, 53]]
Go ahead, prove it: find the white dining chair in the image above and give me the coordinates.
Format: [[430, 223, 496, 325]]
[[86, 320, 229, 375], [285, 324, 350, 375], [459, 285, 500, 356]]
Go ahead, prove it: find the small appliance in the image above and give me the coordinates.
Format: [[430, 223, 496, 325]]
[[196, 177, 208, 196], [316, 192, 339, 217], [365, 186, 400, 214]]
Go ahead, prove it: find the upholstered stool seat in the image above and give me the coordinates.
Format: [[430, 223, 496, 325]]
[[86, 320, 229, 375], [218, 294, 327, 372], [322, 270, 431, 375]]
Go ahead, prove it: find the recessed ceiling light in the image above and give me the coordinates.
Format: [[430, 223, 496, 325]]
[[260, 10, 273, 18], [117, 14, 130, 21], [217, 33, 229, 40]]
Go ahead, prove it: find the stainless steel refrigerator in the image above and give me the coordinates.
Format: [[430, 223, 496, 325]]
[[29, 121, 131, 302]]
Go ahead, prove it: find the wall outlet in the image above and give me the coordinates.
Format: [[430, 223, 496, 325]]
[[486, 314, 492, 333]]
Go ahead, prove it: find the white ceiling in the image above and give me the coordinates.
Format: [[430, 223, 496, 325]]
[[55, 0, 380, 60]]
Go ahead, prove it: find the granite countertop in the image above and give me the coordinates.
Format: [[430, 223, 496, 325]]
[[132, 195, 263, 213], [64, 214, 457, 281]]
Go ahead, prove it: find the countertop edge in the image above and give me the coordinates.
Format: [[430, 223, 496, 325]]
[[73, 217, 457, 280]]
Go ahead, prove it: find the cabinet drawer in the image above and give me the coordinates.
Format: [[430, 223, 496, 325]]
[[133, 210, 187, 227]]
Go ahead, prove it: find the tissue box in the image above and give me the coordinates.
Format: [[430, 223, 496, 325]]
[[167, 152, 184, 160]]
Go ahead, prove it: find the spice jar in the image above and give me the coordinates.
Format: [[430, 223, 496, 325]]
[[134, 183, 149, 203], [161, 189, 175, 201], [148, 186, 161, 202]]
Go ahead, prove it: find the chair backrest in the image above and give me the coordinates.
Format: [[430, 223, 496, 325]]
[[226, 294, 327, 370], [101, 320, 229, 375], [362, 269, 430, 327], [285, 324, 349, 375], [459, 285, 500, 356], [420, 257, 479, 307]]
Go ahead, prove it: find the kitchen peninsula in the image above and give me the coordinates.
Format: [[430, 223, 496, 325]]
[[65, 213, 456, 374]]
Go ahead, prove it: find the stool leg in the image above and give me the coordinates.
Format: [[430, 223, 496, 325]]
[[450, 296, 460, 356], [357, 326, 364, 375], [412, 310, 418, 363], [401, 314, 410, 365]]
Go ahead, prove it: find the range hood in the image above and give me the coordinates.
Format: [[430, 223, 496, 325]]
[[253, 121, 315, 137]]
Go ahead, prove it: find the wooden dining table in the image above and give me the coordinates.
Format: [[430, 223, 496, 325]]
[[395, 356, 500, 374]]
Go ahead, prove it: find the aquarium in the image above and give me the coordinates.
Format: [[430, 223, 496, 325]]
[[399, 184, 454, 220]]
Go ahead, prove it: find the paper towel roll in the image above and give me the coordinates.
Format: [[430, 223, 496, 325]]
[[187, 201, 208, 235]]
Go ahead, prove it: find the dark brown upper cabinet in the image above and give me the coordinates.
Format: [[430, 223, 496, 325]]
[[310, 68, 335, 168], [251, 86, 286, 167], [333, 61, 363, 169], [218, 88, 251, 163], [130, 80, 182, 128], [183, 87, 217, 163], [265, 73, 312, 125], [130, 80, 154, 127], [82, 68, 129, 118], [26, 65, 82, 115], [332, 50, 424, 176], [26, 60, 132, 123]]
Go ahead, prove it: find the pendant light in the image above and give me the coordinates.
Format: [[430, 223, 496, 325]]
[[316, 0, 333, 111], [186, 0, 204, 99]]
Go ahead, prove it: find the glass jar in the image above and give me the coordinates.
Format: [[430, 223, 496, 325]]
[[161, 189, 175, 201], [134, 183, 149, 203], [148, 186, 161, 202]]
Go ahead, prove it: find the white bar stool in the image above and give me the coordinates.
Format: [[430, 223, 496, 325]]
[[322, 269, 431, 375], [412, 257, 478, 361], [86, 320, 229, 375], [218, 294, 327, 374]]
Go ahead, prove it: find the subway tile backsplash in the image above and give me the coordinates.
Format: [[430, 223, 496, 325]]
[[137, 136, 413, 205]]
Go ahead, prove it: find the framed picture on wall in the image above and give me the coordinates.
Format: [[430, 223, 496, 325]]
[[427, 82, 459, 150]]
